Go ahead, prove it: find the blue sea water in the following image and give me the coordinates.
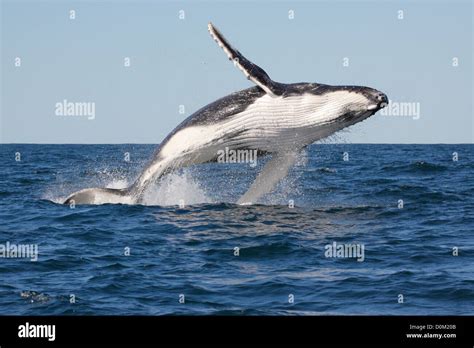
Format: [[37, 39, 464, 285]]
[[0, 144, 473, 315]]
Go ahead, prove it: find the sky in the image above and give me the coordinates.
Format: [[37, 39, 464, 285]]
[[1, 0, 472, 144]]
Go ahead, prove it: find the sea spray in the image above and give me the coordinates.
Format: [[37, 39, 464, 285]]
[[142, 169, 212, 206]]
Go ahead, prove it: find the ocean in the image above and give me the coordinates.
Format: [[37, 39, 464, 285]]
[[0, 143, 473, 315]]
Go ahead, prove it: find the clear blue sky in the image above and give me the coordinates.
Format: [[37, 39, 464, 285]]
[[1, 0, 472, 143]]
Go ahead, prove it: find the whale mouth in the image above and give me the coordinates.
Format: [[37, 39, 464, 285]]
[[367, 101, 388, 111], [367, 104, 378, 111]]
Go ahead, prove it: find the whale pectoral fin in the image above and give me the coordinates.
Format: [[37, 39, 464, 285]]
[[208, 22, 284, 97], [237, 151, 300, 205]]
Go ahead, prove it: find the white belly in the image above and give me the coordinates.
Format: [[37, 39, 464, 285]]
[[161, 93, 341, 159], [134, 91, 364, 191]]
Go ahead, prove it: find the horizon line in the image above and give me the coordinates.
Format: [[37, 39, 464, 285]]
[[1, 142, 472, 145]]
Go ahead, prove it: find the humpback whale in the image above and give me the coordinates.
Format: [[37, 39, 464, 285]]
[[63, 23, 388, 205]]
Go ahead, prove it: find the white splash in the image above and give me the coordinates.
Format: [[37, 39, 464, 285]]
[[141, 169, 213, 206], [46, 169, 213, 206], [105, 179, 129, 190]]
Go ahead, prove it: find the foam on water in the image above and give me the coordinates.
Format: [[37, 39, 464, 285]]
[[142, 169, 213, 206], [44, 149, 307, 206], [105, 179, 129, 189], [45, 168, 213, 206]]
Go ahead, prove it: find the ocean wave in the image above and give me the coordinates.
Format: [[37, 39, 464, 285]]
[[1, 144, 472, 315], [382, 161, 448, 173]]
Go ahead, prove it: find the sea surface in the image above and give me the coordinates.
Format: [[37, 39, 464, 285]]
[[0, 144, 473, 315]]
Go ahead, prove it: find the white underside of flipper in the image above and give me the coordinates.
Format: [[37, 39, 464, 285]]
[[237, 151, 300, 205]]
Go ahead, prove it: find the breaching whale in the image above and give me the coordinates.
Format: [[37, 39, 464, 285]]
[[63, 23, 388, 205]]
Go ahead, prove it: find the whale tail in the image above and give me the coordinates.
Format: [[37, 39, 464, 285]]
[[63, 187, 134, 205]]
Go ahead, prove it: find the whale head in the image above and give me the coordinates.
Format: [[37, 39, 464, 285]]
[[305, 85, 388, 135], [338, 85, 388, 116]]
